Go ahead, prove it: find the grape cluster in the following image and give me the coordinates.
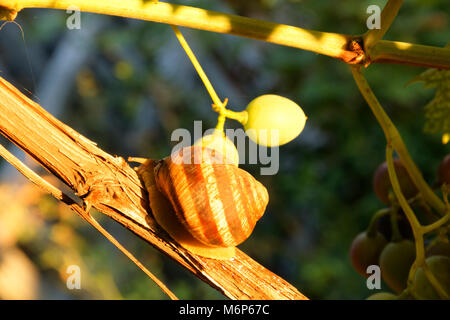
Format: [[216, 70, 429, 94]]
[[350, 155, 450, 299]]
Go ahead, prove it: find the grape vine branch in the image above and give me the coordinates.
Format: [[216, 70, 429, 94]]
[[0, 143, 179, 300]]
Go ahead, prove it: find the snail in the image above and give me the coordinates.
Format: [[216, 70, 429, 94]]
[[136, 145, 269, 260]]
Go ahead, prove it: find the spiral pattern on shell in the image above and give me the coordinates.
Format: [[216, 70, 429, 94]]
[[154, 146, 269, 247]]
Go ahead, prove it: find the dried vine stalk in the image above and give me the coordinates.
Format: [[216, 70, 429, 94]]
[[0, 76, 307, 300]]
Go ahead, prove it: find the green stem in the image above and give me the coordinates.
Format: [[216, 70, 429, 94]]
[[171, 25, 224, 110], [386, 144, 421, 231], [350, 66, 446, 216], [422, 261, 449, 299], [0, 142, 178, 300], [386, 144, 425, 288], [422, 213, 449, 234], [385, 145, 448, 299], [223, 109, 248, 125]]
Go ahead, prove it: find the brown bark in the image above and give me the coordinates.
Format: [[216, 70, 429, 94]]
[[0, 76, 307, 300]]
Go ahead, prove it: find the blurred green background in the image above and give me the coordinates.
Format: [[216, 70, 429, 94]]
[[0, 0, 448, 299]]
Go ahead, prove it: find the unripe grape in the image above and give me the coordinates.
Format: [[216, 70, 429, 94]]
[[194, 131, 239, 166], [244, 94, 306, 147], [350, 231, 387, 277], [376, 211, 413, 242], [426, 240, 450, 259], [373, 159, 418, 204], [376, 214, 393, 241], [437, 154, 450, 185], [411, 255, 450, 299], [379, 240, 416, 293], [366, 292, 397, 300]]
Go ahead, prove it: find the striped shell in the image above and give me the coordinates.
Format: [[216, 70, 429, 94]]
[[154, 146, 269, 247]]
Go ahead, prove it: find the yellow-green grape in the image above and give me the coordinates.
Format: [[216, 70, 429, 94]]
[[194, 131, 239, 166], [366, 292, 398, 300], [244, 94, 307, 147], [411, 255, 450, 299]]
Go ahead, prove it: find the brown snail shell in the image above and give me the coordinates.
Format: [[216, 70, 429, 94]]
[[137, 158, 236, 259], [154, 146, 269, 248]]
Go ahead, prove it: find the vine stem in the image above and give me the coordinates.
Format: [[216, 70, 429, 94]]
[[422, 214, 449, 234], [364, 0, 403, 52], [171, 25, 223, 111], [171, 24, 228, 131], [389, 205, 402, 242], [386, 144, 422, 234], [0, 142, 179, 300], [171, 25, 247, 131], [353, 63, 449, 298], [2, 0, 450, 68], [350, 66, 446, 216], [369, 40, 450, 69], [366, 207, 391, 236]]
